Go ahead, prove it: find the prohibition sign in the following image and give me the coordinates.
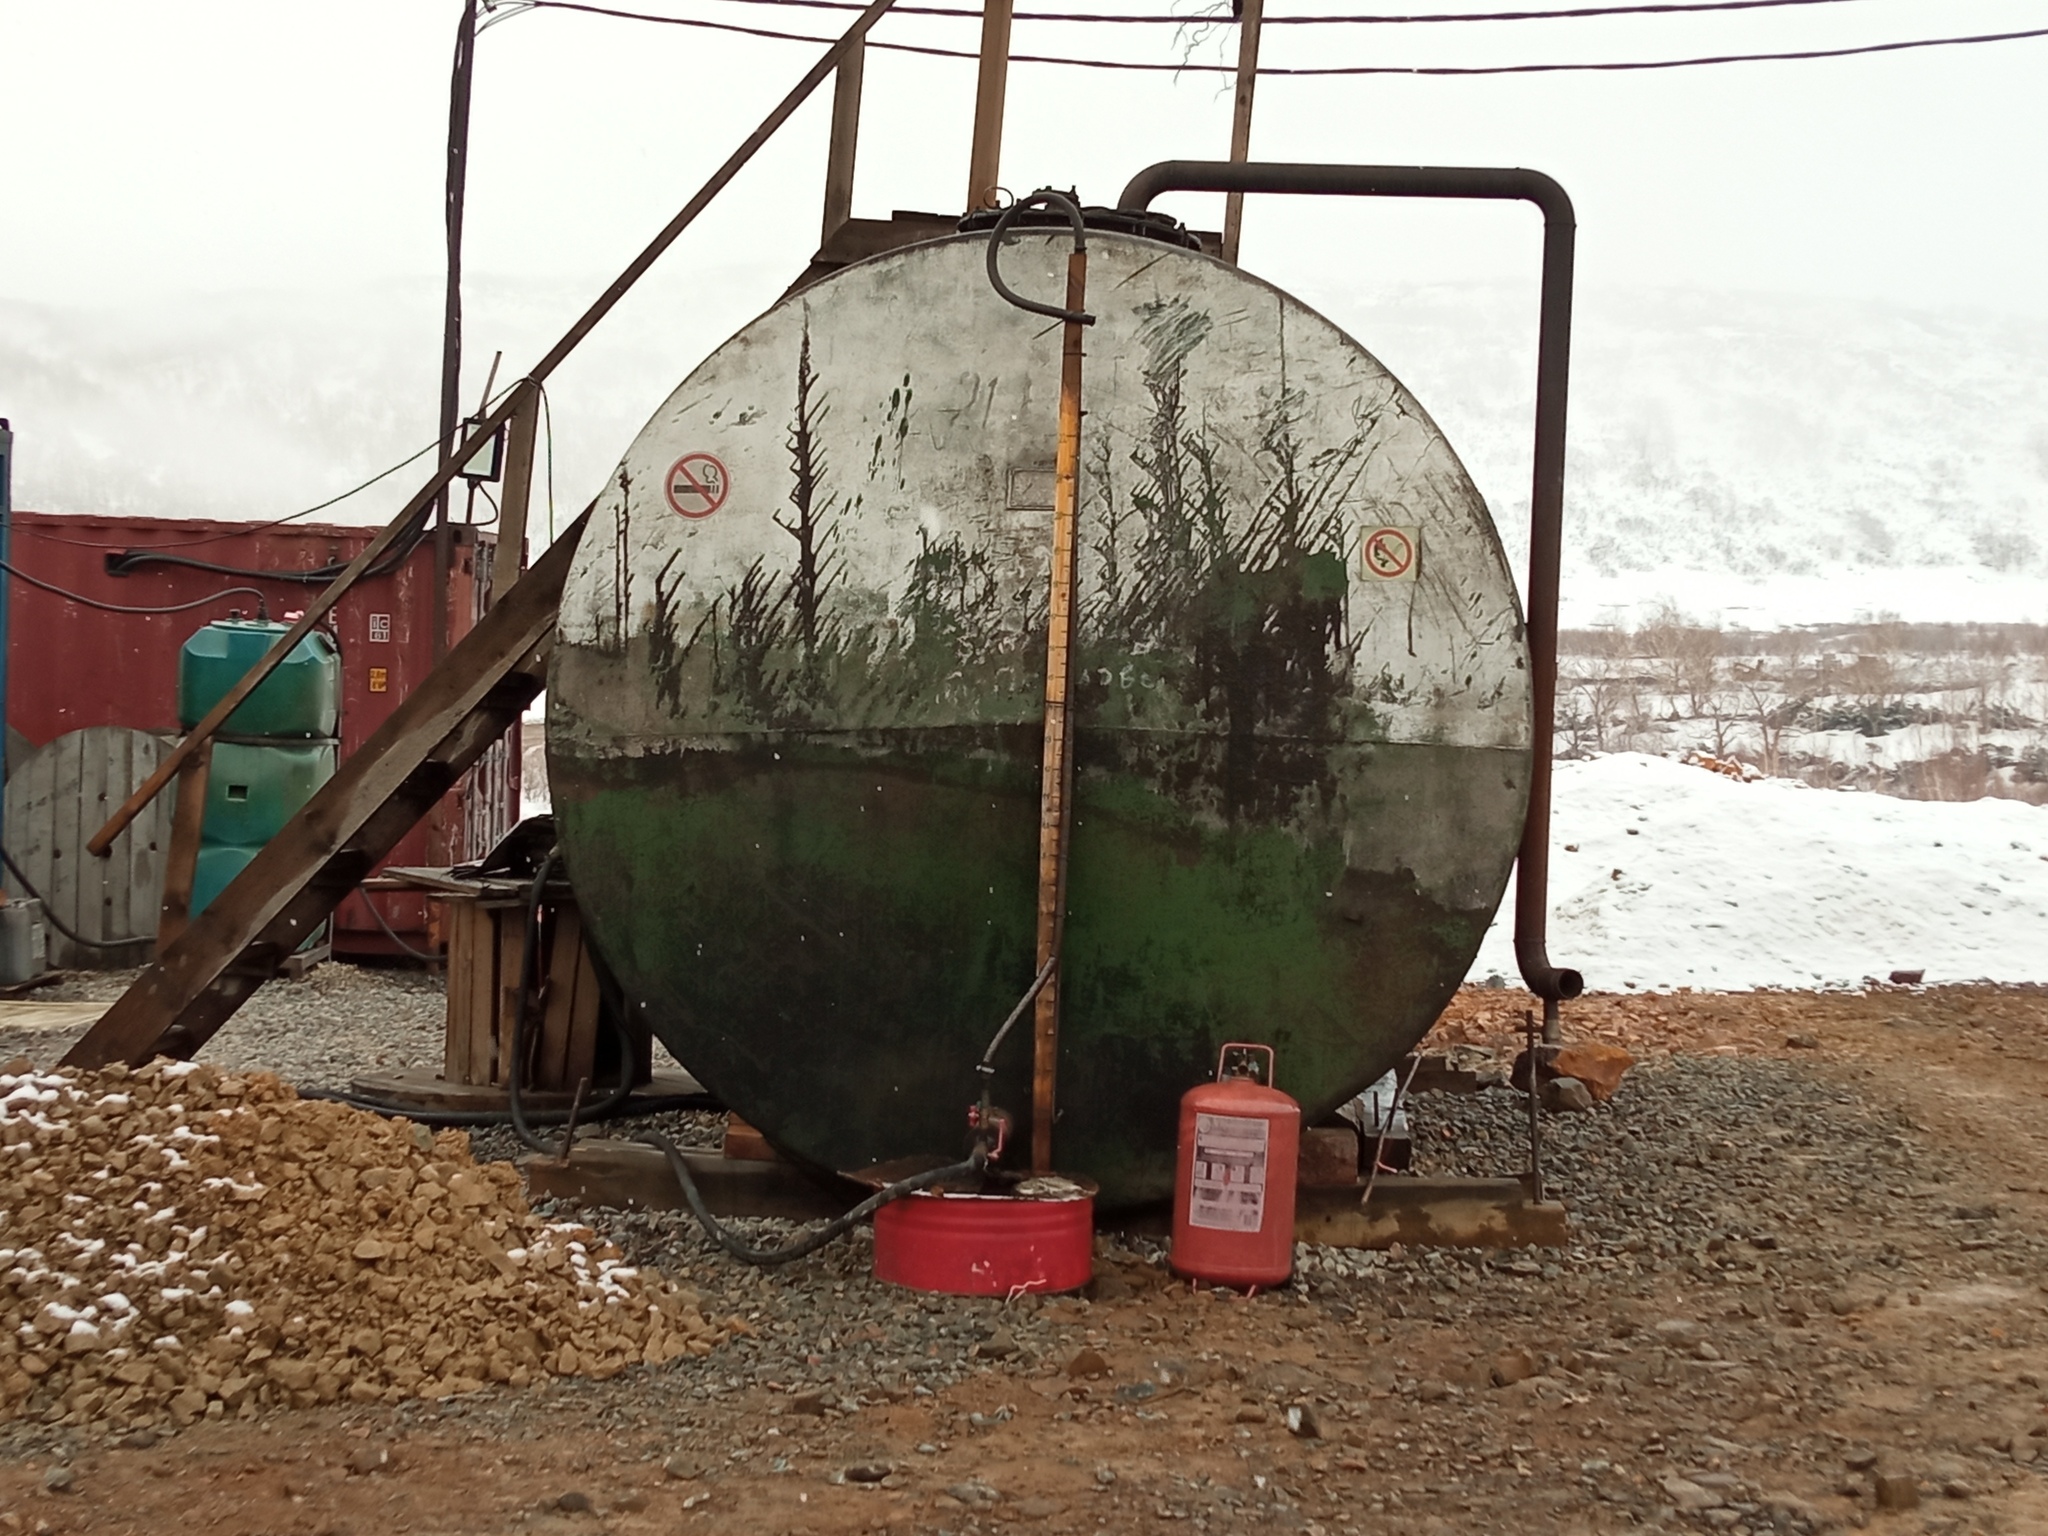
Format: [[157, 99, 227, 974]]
[[1362, 526, 1416, 581], [665, 452, 730, 519]]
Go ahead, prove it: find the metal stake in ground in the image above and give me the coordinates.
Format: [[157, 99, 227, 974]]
[[1524, 1008, 1545, 1205]]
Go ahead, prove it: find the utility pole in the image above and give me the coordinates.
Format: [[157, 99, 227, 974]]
[[435, 0, 480, 662]]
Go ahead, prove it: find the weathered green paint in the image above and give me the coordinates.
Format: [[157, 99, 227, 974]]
[[550, 718, 1522, 1206]]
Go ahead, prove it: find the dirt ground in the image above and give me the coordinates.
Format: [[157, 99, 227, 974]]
[[5, 983, 2047, 1536]]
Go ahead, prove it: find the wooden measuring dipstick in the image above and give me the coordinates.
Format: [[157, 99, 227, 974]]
[[1031, 248, 1088, 1175]]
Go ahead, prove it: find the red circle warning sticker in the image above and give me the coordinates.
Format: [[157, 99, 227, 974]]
[[664, 452, 730, 519], [1361, 526, 1418, 581]]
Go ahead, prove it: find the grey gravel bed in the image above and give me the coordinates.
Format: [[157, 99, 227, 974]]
[[317, 1052, 2048, 1534], [8, 970, 2048, 1532], [1, 962, 446, 1084], [464, 1050, 2033, 1406]]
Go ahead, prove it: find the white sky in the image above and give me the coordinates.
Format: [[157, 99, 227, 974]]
[[5, 0, 2045, 318]]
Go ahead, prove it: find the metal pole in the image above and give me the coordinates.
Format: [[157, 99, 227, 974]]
[[966, 0, 1014, 211], [1031, 248, 1088, 1175], [1221, 0, 1263, 265], [822, 40, 865, 243], [437, 0, 479, 665], [1117, 161, 1585, 1010]]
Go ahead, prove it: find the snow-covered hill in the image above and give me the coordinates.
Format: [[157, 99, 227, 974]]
[[5, 279, 2046, 627], [1315, 283, 2048, 628], [1467, 753, 2048, 992]]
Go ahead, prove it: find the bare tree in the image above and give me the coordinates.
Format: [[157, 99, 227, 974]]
[[1638, 602, 1724, 720], [1737, 664, 1806, 777]]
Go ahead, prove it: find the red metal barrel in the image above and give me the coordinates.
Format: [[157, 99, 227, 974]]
[[873, 1186, 1094, 1296], [1170, 1043, 1300, 1288]]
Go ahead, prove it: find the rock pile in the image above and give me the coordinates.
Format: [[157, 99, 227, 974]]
[[1, 1060, 732, 1430]]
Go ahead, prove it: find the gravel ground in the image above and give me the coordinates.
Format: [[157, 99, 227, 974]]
[[2, 963, 446, 1086], [5, 973, 2047, 1534]]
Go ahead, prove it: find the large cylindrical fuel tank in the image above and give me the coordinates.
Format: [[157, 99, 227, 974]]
[[548, 224, 1532, 1208]]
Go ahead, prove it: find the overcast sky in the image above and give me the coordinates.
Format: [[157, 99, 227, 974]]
[[6, 0, 2044, 313]]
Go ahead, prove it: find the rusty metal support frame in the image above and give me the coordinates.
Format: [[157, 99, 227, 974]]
[[1118, 161, 1585, 1009], [85, 0, 906, 863], [61, 513, 590, 1071]]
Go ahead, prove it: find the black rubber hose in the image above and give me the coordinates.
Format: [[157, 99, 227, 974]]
[[638, 1130, 987, 1267], [298, 1086, 718, 1126], [985, 189, 1095, 326], [359, 890, 441, 964], [0, 846, 150, 953], [506, 849, 635, 1155], [354, 841, 1019, 1268], [642, 953, 1054, 1267]]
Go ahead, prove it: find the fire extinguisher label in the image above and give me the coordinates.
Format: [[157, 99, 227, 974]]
[[1188, 1112, 1269, 1232]]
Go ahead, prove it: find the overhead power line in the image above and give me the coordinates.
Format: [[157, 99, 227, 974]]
[[515, 4, 2048, 74], [614, 0, 1896, 25]]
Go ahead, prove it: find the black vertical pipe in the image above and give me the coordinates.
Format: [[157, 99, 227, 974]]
[[436, 0, 479, 663], [1117, 161, 1584, 1008]]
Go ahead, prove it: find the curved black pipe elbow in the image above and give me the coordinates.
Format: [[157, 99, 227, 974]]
[[1118, 160, 1582, 1004]]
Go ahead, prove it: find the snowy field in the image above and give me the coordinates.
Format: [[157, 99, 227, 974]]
[[1469, 753, 2048, 993]]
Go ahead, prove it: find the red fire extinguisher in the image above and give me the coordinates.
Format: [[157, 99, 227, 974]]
[[1170, 1043, 1300, 1289]]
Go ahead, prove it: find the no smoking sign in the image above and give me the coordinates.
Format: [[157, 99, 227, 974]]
[[1360, 525, 1420, 583], [664, 452, 730, 519]]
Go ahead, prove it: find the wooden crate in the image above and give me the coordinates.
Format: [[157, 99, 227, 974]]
[[441, 891, 612, 1092]]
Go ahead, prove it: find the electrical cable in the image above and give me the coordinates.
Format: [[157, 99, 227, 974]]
[[103, 493, 445, 585], [603, 0, 1896, 25], [19, 436, 445, 552], [31, 378, 525, 571], [535, 380, 557, 546], [472, 483, 502, 530], [0, 560, 270, 618], [0, 847, 152, 953], [518, 2, 2048, 73]]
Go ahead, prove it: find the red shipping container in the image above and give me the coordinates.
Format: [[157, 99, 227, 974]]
[[3, 510, 519, 958]]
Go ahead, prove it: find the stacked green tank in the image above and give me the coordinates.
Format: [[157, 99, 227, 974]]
[[177, 620, 340, 919]]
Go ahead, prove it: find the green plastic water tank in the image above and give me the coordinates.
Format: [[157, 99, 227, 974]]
[[177, 620, 340, 738], [201, 740, 339, 846], [191, 845, 258, 923], [177, 619, 341, 926]]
